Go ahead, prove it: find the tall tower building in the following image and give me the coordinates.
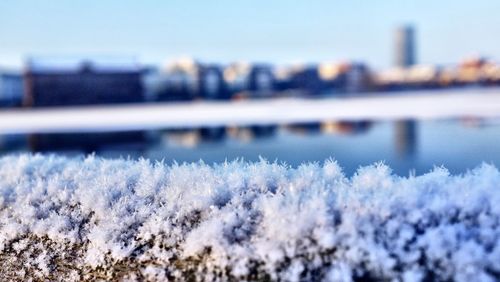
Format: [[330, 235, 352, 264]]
[[394, 25, 416, 67]]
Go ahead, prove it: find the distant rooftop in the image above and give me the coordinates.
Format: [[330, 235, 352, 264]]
[[26, 56, 142, 73]]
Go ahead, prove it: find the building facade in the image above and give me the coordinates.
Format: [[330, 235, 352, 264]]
[[0, 71, 23, 106], [395, 25, 416, 68], [197, 64, 229, 100], [247, 64, 275, 94], [24, 59, 144, 107]]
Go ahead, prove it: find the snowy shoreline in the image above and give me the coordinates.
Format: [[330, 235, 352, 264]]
[[0, 154, 499, 281], [2, 88, 500, 134]]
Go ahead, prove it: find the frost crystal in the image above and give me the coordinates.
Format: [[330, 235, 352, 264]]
[[0, 154, 499, 281]]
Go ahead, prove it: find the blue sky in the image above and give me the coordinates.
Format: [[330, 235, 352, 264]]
[[1, 0, 500, 69]]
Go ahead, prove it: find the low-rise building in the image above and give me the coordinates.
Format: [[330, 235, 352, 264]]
[[247, 64, 275, 94], [223, 63, 275, 99], [282, 64, 324, 95], [344, 63, 373, 93], [197, 64, 229, 100], [24, 57, 144, 107], [0, 70, 23, 106], [374, 65, 440, 91], [159, 59, 229, 101], [456, 57, 487, 85]]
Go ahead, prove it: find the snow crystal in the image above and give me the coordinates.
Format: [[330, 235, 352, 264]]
[[0, 154, 499, 281]]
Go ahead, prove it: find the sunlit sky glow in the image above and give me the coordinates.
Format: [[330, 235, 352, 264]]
[[1, 0, 500, 69]]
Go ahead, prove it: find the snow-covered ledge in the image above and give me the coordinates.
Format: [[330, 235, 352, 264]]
[[0, 154, 499, 281]]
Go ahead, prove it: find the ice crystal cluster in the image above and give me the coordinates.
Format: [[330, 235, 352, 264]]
[[0, 154, 499, 281]]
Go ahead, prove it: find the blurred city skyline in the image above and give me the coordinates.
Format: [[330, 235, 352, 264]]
[[1, 0, 500, 69]]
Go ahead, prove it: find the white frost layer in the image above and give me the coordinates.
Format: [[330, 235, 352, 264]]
[[0, 154, 499, 281]]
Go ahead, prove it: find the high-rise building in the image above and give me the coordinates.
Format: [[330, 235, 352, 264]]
[[395, 25, 416, 67]]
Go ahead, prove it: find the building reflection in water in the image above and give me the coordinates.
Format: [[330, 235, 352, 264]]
[[161, 129, 202, 148], [394, 120, 417, 158], [227, 125, 277, 142], [287, 121, 372, 136], [163, 125, 278, 147], [161, 126, 228, 148], [28, 131, 148, 153], [10, 119, 414, 158], [22, 121, 379, 153], [199, 127, 227, 141], [321, 120, 372, 135], [286, 122, 323, 135], [0, 134, 27, 152]]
